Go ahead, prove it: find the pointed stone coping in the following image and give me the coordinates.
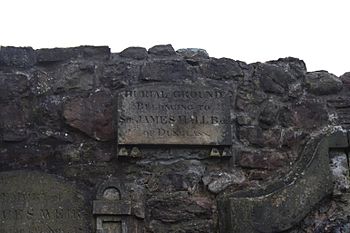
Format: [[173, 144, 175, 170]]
[[217, 131, 348, 233]]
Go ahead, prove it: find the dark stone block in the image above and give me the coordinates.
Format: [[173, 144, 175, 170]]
[[259, 100, 281, 127], [293, 100, 329, 130], [119, 46, 148, 60], [0, 46, 36, 68], [278, 100, 328, 130], [305, 71, 343, 95], [140, 59, 189, 81], [63, 91, 113, 141], [36, 46, 110, 63], [328, 131, 348, 148], [0, 73, 30, 100], [340, 72, 350, 89], [147, 192, 213, 224], [254, 62, 296, 94], [200, 58, 244, 80], [148, 44, 176, 56], [176, 48, 209, 59], [0, 102, 28, 142], [238, 149, 287, 170], [267, 57, 307, 80]]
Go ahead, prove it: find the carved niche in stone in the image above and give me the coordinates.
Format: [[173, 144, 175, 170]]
[[93, 178, 144, 233]]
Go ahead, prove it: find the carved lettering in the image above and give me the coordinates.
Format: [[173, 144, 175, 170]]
[[0, 171, 90, 232], [117, 84, 233, 145]]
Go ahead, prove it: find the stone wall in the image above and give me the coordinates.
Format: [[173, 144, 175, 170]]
[[0, 44, 350, 233]]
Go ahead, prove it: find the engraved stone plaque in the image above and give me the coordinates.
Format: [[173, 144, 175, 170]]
[[0, 171, 91, 233], [117, 84, 232, 145]]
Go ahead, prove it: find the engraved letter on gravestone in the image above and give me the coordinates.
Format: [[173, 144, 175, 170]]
[[0, 171, 91, 233], [117, 84, 232, 145]]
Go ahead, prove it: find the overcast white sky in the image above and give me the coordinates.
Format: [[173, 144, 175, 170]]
[[0, 0, 349, 76]]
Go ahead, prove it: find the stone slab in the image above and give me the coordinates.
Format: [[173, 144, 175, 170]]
[[0, 170, 91, 233], [117, 83, 233, 145]]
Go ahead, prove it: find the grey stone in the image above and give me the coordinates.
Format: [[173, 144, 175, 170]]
[[267, 57, 307, 80], [36, 46, 110, 62], [148, 44, 176, 56], [340, 72, 350, 89], [238, 149, 288, 170], [330, 151, 350, 195], [305, 71, 343, 95], [147, 192, 213, 231], [201, 58, 244, 80], [259, 100, 281, 127], [254, 62, 296, 94], [140, 59, 189, 81], [119, 46, 148, 60], [0, 73, 30, 100], [204, 170, 246, 194], [176, 48, 209, 59], [328, 131, 349, 148], [0, 102, 28, 142], [0, 46, 36, 68]]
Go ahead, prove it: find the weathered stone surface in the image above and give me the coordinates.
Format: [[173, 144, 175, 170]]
[[1, 45, 350, 233], [238, 149, 288, 170], [203, 170, 246, 194], [328, 130, 349, 148], [148, 44, 176, 56], [147, 192, 214, 232], [140, 59, 189, 81], [63, 91, 113, 141], [254, 62, 296, 94], [36, 46, 110, 62], [340, 72, 350, 89], [0, 170, 91, 232], [267, 57, 307, 80], [305, 71, 343, 95], [0, 72, 30, 100], [0, 46, 36, 68], [120, 46, 148, 60], [176, 48, 209, 59], [259, 100, 281, 127], [93, 178, 145, 233], [0, 102, 28, 142], [218, 136, 334, 233], [200, 58, 244, 80], [330, 151, 350, 195], [100, 61, 141, 89], [117, 83, 233, 145], [279, 100, 329, 130]]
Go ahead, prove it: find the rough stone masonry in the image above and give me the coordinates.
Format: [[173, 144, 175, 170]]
[[0, 44, 350, 233]]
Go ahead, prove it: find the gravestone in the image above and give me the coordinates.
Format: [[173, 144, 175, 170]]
[[0, 171, 91, 233]]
